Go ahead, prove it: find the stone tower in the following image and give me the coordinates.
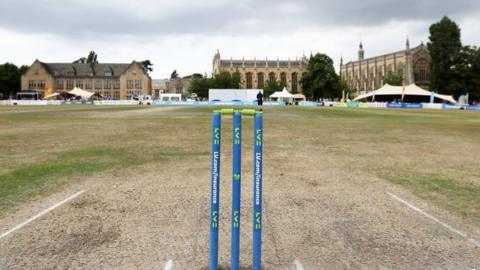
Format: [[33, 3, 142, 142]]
[[212, 50, 221, 75], [358, 42, 365, 61], [404, 38, 414, 85]]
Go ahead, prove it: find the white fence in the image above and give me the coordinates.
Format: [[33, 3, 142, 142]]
[[0, 100, 63, 106], [0, 99, 471, 111], [421, 103, 443, 110], [94, 100, 139, 105]]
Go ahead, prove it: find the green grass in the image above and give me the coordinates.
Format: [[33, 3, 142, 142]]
[[0, 146, 208, 212], [0, 147, 136, 211], [384, 171, 480, 226], [0, 105, 479, 227]]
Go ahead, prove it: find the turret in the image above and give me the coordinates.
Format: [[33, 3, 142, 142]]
[[358, 42, 365, 61], [213, 50, 221, 74]]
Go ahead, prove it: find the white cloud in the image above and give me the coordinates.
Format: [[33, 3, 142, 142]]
[[0, 1, 479, 78]]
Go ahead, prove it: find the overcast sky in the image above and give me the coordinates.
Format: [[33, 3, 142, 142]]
[[1, 0, 479, 78]]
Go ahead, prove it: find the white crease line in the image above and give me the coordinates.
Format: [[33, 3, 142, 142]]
[[0, 190, 86, 240], [293, 258, 305, 270], [163, 259, 173, 270], [387, 192, 480, 248]]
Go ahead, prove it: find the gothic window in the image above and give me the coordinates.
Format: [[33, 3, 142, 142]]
[[387, 64, 394, 75], [257, 72, 264, 89], [397, 63, 405, 77], [246, 72, 253, 89], [291, 73, 298, 93], [414, 59, 428, 82], [268, 72, 276, 83], [280, 72, 287, 86]]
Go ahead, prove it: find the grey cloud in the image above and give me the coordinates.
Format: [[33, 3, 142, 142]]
[[0, 0, 479, 37]]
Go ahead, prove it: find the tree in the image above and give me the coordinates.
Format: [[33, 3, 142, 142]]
[[140, 60, 153, 73], [428, 16, 462, 94], [212, 71, 241, 89], [300, 53, 341, 100], [188, 71, 241, 98], [263, 80, 285, 97], [188, 75, 213, 98], [384, 72, 404, 86], [87, 51, 98, 64], [448, 46, 480, 101], [183, 73, 203, 79], [0, 63, 27, 98], [171, 70, 179, 79], [470, 47, 480, 101], [74, 51, 99, 64]]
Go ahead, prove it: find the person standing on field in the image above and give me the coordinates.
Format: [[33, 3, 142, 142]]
[[257, 91, 263, 106]]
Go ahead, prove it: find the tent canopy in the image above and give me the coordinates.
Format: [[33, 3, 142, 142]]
[[43, 93, 59, 100], [293, 94, 306, 100], [354, 84, 456, 104], [270, 87, 294, 99], [69, 87, 94, 99]]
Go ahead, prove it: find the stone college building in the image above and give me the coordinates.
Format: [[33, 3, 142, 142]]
[[213, 51, 308, 93], [21, 60, 152, 99], [340, 40, 430, 95]]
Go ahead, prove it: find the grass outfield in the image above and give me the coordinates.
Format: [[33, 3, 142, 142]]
[[0, 106, 479, 226]]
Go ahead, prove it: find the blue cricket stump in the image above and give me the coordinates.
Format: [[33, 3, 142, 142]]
[[209, 109, 263, 270], [253, 112, 263, 270], [209, 112, 221, 270], [231, 111, 242, 270]]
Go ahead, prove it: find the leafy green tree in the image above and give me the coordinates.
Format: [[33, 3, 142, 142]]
[[213, 71, 241, 89], [428, 16, 462, 94], [300, 53, 341, 99], [188, 75, 213, 98], [87, 51, 98, 64], [448, 46, 480, 101], [73, 57, 87, 64], [74, 51, 99, 64], [171, 70, 179, 79], [140, 60, 153, 73], [188, 71, 241, 98], [183, 73, 203, 79], [263, 80, 285, 97], [384, 72, 404, 86], [0, 63, 28, 98], [470, 47, 480, 101]]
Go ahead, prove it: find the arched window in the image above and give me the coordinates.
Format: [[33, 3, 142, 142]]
[[397, 63, 404, 76], [257, 72, 264, 89], [280, 72, 287, 86], [414, 59, 428, 83], [246, 72, 253, 89], [291, 73, 298, 93], [268, 72, 276, 83]]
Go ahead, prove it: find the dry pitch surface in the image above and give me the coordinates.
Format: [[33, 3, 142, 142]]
[[0, 106, 479, 269]]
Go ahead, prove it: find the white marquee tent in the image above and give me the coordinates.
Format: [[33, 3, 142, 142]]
[[69, 87, 95, 99], [270, 87, 294, 102], [353, 84, 456, 103]]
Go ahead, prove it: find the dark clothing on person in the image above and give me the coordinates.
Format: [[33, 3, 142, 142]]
[[257, 92, 264, 106]]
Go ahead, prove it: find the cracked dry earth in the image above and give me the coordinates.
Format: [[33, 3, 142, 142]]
[[0, 107, 479, 270]]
